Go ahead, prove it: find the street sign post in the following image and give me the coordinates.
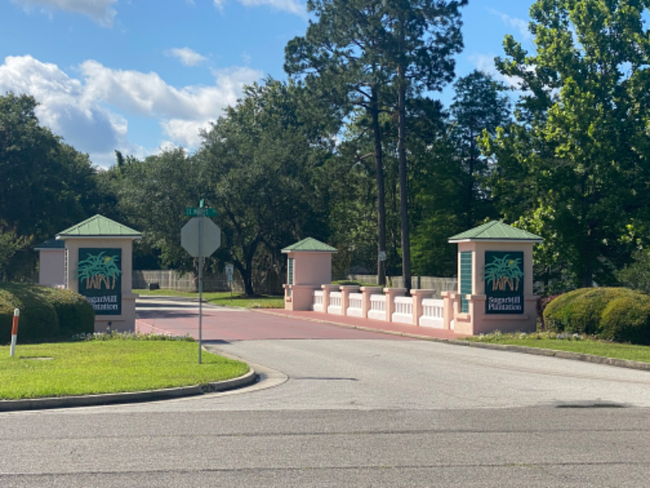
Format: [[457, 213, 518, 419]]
[[185, 207, 217, 217], [225, 264, 234, 297], [181, 208, 221, 364]]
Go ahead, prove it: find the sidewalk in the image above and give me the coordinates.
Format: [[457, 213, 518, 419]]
[[254, 309, 468, 340]]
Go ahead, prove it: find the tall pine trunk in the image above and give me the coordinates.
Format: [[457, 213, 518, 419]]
[[397, 62, 411, 292], [370, 87, 387, 287]]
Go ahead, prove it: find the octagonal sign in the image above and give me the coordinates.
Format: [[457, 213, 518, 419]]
[[181, 217, 221, 257]]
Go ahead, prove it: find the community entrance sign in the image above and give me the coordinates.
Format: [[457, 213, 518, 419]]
[[54, 214, 142, 332], [77, 248, 122, 315], [446, 221, 543, 335], [484, 251, 524, 314]]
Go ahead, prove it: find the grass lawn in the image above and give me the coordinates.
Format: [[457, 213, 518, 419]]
[[134, 289, 284, 308], [0, 340, 249, 400], [464, 334, 650, 363]]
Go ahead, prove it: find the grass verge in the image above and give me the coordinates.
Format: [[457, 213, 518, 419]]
[[0, 338, 249, 400], [463, 332, 650, 363], [134, 289, 284, 308]]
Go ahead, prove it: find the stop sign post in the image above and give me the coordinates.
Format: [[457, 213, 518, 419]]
[[181, 209, 221, 364]]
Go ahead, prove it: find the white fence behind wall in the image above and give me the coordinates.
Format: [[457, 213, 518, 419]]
[[420, 298, 444, 328], [347, 293, 363, 317], [313, 290, 324, 312], [328, 291, 343, 315], [368, 294, 386, 321], [392, 297, 413, 324]]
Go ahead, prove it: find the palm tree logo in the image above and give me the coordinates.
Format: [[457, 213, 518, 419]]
[[484, 254, 523, 292], [76, 252, 121, 290]]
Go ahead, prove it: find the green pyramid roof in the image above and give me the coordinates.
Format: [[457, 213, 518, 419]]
[[448, 221, 543, 242], [57, 215, 142, 239], [282, 237, 337, 253]]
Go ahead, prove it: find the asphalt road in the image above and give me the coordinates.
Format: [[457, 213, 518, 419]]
[[1, 297, 649, 487]]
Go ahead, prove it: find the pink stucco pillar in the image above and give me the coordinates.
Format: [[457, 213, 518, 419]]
[[410, 289, 435, 326], [441, 291, 457, 330], [360, 286, 382, 318], [383, 288, 406, 322], [321, 284, 339, 314], [339, 285, 360, 316]]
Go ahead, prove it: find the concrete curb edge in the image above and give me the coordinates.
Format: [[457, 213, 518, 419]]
[[255, 310, 650, 373], [0, 369, 258, 412]]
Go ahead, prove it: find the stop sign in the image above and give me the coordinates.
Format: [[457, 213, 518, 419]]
[[181, 217, 221, 257]]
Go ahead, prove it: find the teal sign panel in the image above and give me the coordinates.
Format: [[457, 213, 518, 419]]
[[484, 251, 524, 314], [77, 248, 122, 315]]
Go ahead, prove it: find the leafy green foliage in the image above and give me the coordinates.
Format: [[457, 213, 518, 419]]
[[115, 148, 203, 274], [544, 287, 650, 344], [37, 288, 95, 337], [0, 93, 116, 279], [482, 0, 650, 288], [0, 283, 59, 343], [198, 79, 330, 295], [616, 250, 650, 295], [0, 283, 95, 343]]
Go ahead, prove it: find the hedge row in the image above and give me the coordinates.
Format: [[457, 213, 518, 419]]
[[543, 288, 650, 345], [0, 283, 94, 344]]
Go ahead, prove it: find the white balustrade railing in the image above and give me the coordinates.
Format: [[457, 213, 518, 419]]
[[392, 296, 413, 324], [347, 292, 363, 317], [368, 294, 386, 321], [327, 291, 343, 315], [420, 298, 444, 328], [313, 290, 324, 312]]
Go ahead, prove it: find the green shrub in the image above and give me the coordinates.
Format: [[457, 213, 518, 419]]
[[600, 292, 650, 345], [36, 287, 95, 337], [544, 287, 650, 345], [332, 280, 377, 287], [0, 283, 59, 343]]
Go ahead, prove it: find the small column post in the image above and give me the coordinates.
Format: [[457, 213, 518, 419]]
[[339, 285, 360, 316], [321, 284, 339, 314], [360, 286, 382, 318], [383, 288, 407, 322], [410, 289, 435, 326]]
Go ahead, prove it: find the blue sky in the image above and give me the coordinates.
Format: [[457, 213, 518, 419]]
[[0, 0, 536, 167]]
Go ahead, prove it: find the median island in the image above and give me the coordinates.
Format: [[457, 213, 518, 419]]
[[0, 335, 249, 400]]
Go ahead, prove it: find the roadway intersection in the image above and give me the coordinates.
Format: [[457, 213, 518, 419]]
[[0, 296, 648, 487]]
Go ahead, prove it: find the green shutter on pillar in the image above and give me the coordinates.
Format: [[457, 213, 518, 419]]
[[288, 258, 294, 285], [460, 251, 472, 313]]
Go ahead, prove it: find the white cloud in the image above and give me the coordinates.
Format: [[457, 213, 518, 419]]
[[165, 47, 208, 67], [79, 61, 261, 120], [11, 0, 117, 27], [214, 0, 306, 18], [488, 8, 533, 42], [468, 53, 522, 89], [0, 55, 262, 167]]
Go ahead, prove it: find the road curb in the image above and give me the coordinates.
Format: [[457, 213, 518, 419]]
[[446, 340, 650, 372], [255, 310, 650, 373], [0, 369, 258, 412]]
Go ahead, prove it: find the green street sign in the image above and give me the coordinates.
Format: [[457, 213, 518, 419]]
[[185, 207, 217, 217]]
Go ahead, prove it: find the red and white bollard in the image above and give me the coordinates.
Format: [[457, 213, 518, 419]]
[[10, 308, 20, 357]]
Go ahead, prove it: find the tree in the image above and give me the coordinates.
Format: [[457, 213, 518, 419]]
[[449, 70, 510, 229], [198, 79, 328, 295], [286, 0, 468, 289], [482, 0, 650, 288], [0, 92, 109, 279], [285, 0, 395, 285], [382, 0, 467, 290], [116, 148, 204, 274]]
